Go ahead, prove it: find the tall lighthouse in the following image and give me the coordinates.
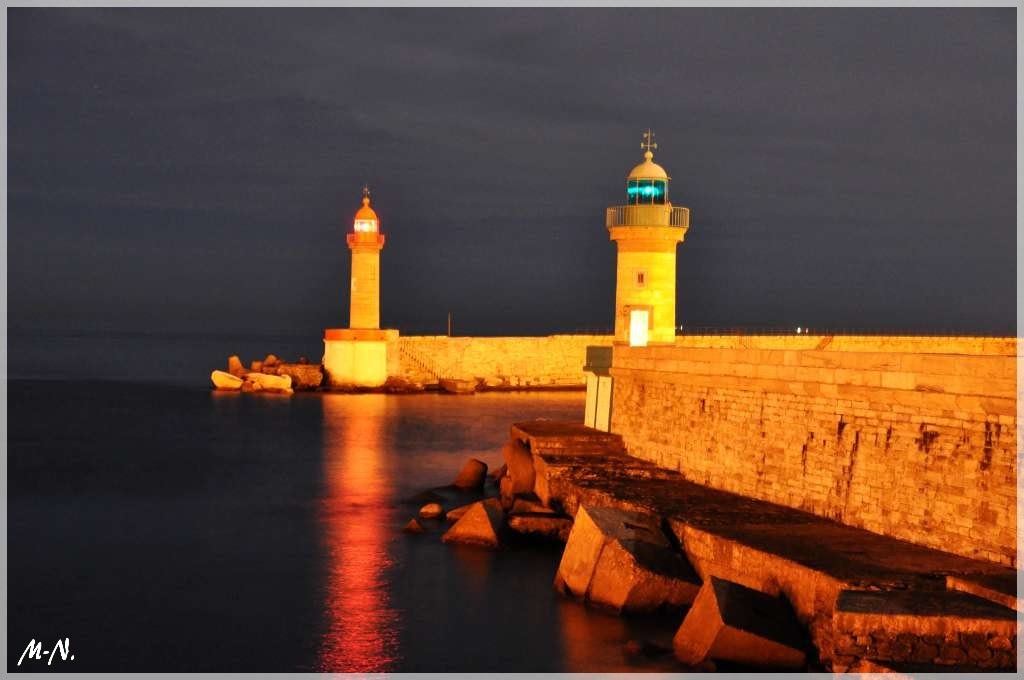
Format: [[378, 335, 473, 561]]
[[607, 130, 690, 346], [322, 186, 398, 388], [584, 132, 691, 430]]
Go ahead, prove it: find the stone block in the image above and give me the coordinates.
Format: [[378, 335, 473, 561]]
[[489, 463, 507, 481], [211, 370, 243, 390], [402, 518, 426, 534], [277, 363, 324, 390], [555, 505, 700, 613], [445, 504, 472, 522], [502, 438, 536, 495], [508, 512, 572, 542], [227, 355, 246, 377], [418, 503, 444, 519], [946, 572, 1021, 612], [511, 495, 555, 515], [442, 498, 504, 548], [242, 372, 293, 393], [672, 576, 807, 669], [452, 458, 488, 490], [498, 475, 515, 511]]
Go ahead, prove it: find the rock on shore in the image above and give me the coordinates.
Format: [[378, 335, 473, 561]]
[[216, 355, 324, 391], [442, 498, 505, 548], [419, 502, 445, 519], [452, 458, 488, 490], [211, 370, 243, 390], [502, 438, 536, 496], [241, 372, 293, 394]]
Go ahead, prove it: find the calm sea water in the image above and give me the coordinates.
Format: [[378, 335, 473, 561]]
[[8, 377, 684, 672]]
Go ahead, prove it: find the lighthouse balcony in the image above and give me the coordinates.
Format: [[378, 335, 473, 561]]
[[606, 205, 690, 229], [347, 232, 386, 250]]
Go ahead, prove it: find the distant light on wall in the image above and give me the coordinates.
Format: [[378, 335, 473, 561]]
[[796, 327, 802, 334]]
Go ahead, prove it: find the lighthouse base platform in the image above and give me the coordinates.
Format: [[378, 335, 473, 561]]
[[322, 328, 400, 388]]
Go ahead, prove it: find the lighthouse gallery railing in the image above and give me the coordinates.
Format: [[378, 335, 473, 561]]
[[605, 205, 690, 229]]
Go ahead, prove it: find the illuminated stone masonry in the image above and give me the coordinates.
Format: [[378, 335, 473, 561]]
[[609, 334, 1017, 567], [392, 334, 612, 389], [323, 187, 398, 388]]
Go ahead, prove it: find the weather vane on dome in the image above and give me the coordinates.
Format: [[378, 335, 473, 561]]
[[362, 184, 371, 198], [641, 129, 657, 154]]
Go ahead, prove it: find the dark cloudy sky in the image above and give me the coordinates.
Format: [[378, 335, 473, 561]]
[[8, 8, 1016, 339]]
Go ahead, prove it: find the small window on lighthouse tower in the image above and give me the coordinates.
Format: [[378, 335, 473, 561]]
[[635, 270, 647, 287], [629, 310, 650, 347]]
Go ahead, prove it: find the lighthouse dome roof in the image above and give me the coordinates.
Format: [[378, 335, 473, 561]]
[[354, 196, 378, 221], [628, 150, 669, 180]]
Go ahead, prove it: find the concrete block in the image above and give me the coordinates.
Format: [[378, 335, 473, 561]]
[[672, 576, 806, 668], [452, 457, 488, 489], [508, 512, 573, 542], [441, 498, 504, 548], [501, 438, 536, 495], [555, 505, 700, 613], [211, 370, 243, 390], [241, 372, 293, 393]]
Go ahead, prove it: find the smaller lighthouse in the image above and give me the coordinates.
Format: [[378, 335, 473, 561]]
[[348, 186, 385, 329], [322, 186, 399, 388]]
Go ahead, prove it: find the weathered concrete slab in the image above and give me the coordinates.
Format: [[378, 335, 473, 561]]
[[507, 512, 572, 542], [276, 362, 324, 389], [511, 420, 626, 456], [947, 572, 1020, 612], [525, 419, 1016, 670], [555, 505, 700, 613], [673, 576, 807, 669], [510, 494, 555, 515], [441, 498, 504, 548], [832, 589, 1017, 670], [533, 451, 675, 509]]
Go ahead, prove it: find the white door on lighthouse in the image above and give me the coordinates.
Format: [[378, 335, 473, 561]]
[[629, 310, 649, 347]]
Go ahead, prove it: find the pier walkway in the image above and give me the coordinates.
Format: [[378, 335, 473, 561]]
[[511, 420, 1017, 671]]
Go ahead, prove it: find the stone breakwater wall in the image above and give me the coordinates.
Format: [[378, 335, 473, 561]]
[[610, 335, 1017, 567], [392, 335, 612, 388]]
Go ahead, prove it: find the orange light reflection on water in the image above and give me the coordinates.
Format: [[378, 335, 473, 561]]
[[317, 394, 400, 672]]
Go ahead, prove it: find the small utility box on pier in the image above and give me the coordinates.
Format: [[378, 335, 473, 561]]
[[583, 345, 613, 431]]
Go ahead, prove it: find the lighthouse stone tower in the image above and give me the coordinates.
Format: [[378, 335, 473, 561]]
[[584, 132, 690, 430], [322, 187, 399, 388], [348, 188, 385, 329], [607, 131, 690, 346]]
